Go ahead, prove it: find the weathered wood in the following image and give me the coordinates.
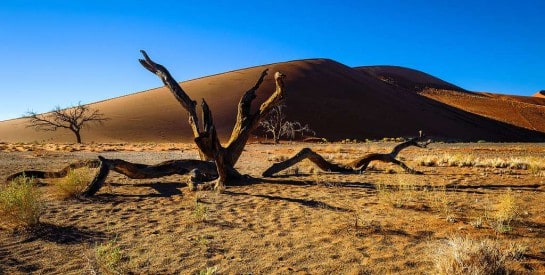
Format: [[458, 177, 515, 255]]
[[347, 136, 430, 172], [81, 156, 218, 196], [139, 50, 213, 161], [6, 159, 101, 182], [262, 148, 353, 177], [226, 71, 286, 166], [262, 135, 431, 177], [139, 51, 285, 190], [81, 159, 111, 197]]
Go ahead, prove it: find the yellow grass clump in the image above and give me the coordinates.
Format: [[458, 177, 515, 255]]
[[0, 175, 44, 227], [54, 168, 93, 198], [418, 154, 545, 171], [491, 189, 519, 233], [433, 237, 508, 275]]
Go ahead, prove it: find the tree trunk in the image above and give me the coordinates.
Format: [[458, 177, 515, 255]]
[[262, 136, 430, 177], [139, 50, 286, 190], [74, 130, 82, 144]]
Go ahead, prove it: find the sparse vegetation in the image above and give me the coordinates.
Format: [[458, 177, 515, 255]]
[[95, 238, 124, 274], [417, 154, 545, 171], [491, 189, 519, 233], [433, 237, 508, 275], [0, 175, 44, 227], [198, 266, 218, 275], [193, 197, 208, 222], [1, 142, 545, 273], [54, 167, 93, 198], [375, 176, 420, 208]]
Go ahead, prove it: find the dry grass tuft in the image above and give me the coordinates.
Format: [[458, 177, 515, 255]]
[[0, 175, 44, 228], [375, 176, 421, 209], [95, 238, 124, 274], [418, 154, 545, 172], [433, 236, 508, 275], [54, 168, 93, 199], [505, 242, 528, 261], [193, 196, 208, 223], [198, 266, 218, 275], [491, 189, 519, 233]]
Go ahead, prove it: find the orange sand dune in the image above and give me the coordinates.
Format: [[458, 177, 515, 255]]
[[534, 90, 545, 98], [420, 89, 545, 134], [0, 59, 544, 143], [356, 65, 466, 92]]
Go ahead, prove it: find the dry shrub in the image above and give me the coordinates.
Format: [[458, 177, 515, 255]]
[[433, 237, 508, 275], [417, 154, 545, 172], [375, 176, 419, 208], [55, 168, 93, 198], [0, 175, 44, 227], [492, 189, 519, 233]]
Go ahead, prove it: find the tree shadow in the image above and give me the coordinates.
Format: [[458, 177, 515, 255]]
[[18, 222, 107, 245], [444, 183, 545, 192], [262, 176, 545, 193], [225, 190, 351, 212], [95, 181, 186, 198]]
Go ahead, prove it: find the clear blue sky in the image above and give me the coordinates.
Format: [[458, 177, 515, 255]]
[[1, 0, 544, 121]]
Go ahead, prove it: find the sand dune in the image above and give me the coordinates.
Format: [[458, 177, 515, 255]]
[[534, 90, 545, 98], [356, 65, 466, 92], [1, 59, 544, 143]]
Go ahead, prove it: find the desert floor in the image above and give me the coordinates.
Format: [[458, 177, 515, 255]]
[[1, 141, 545, 274]]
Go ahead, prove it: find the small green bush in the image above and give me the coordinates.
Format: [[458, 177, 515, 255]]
[[0, 175, 44, 227], [95, 238, 123, 274], [193, 201, 208, 222]]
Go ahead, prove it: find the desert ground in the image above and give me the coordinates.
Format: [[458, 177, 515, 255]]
[[1, 141, 544, 274]]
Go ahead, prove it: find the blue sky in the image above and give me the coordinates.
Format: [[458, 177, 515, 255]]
[[1, 0, 544, 121]]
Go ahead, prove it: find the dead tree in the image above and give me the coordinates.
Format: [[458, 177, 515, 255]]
[[262, 134, 431, 177], [26, 103, 108, 143], [137, 50, 286, 190], [259, 103, 315, 143], [81, 51, 287, 194], [7, 51, 286, 195]]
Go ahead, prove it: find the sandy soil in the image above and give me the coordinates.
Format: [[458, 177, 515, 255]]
[[1, 142, 545, 274]]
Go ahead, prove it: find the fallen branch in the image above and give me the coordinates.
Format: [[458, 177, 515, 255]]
[[262, 134, 431, 177], [81, 156, 218, 196], [6, 159, 101, 182]]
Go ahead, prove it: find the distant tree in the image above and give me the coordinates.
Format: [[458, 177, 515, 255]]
[[259, 103, 315, 143], [25, 102, 108, 143]]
